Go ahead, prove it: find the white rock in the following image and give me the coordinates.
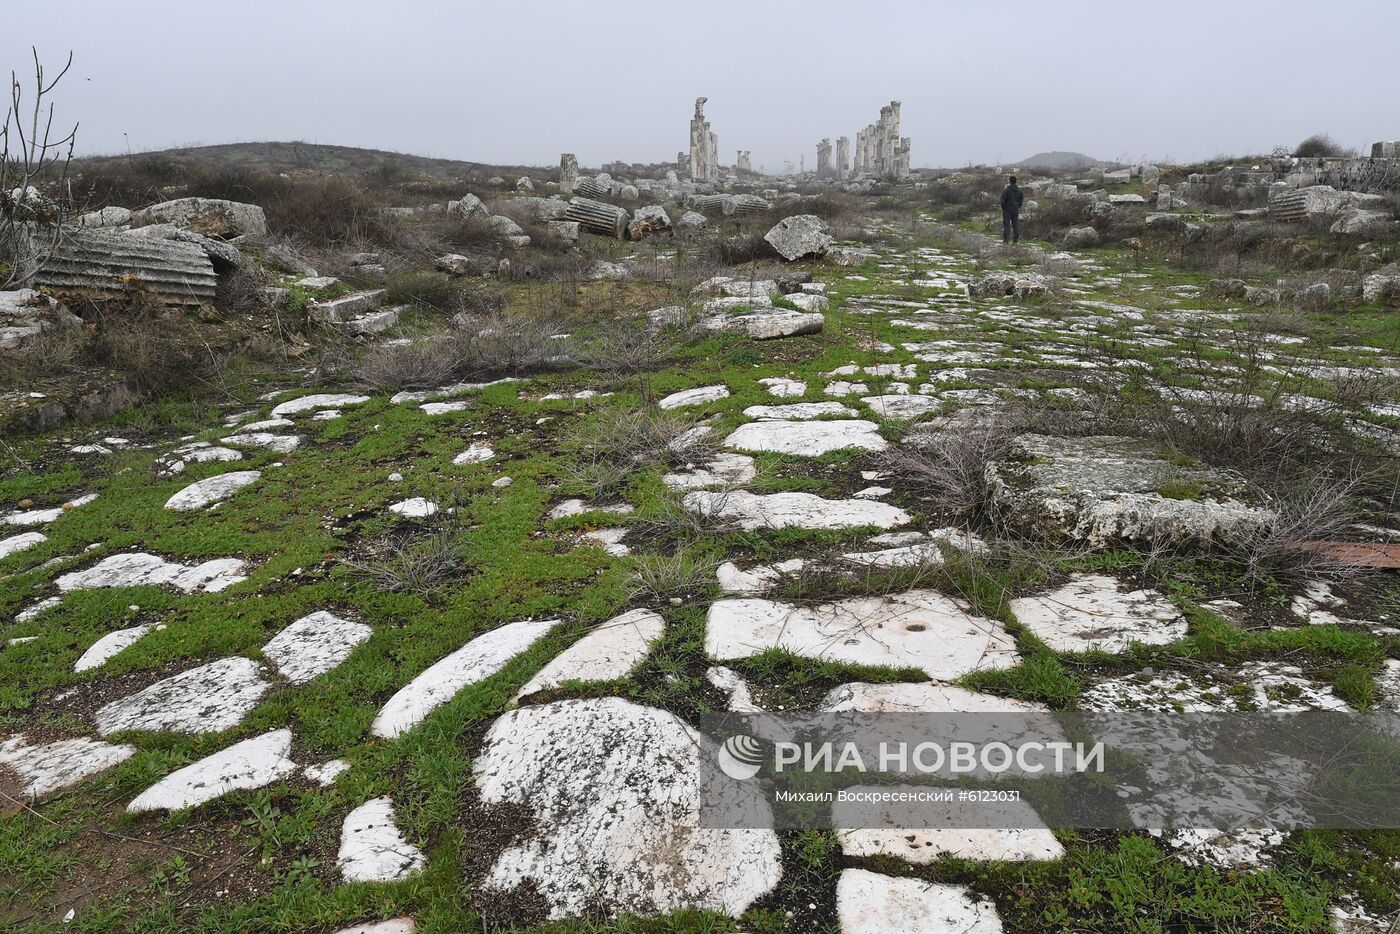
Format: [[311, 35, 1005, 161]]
[[372, 619, 558, 738], [388, 497, 437, 518], [338, 796, 426, 882], [4, 493, 98, 526], [74, 624, 153, 672], [452, 443, 495, 465], [514, 609, 664, 701], [741, 402, 856, 420], [836, 869, 1002, 934], [262, 611, 372, 684], [725, 420, 886, 456], [164, 470, 261, 511], [706, 591, 1017, 678], [270, 393, 370, 417], [0, 735, 135, 799], [706, 666, 762, 711], [658, 385, 731, 409], [474, 698, 781, 919], [758, 377, 806, 397], [331, 921, 416, 934], [580, 528, 629, 556], [128, 729, 297, 813], [0, 531, 46, 559], [305, 759, 352, 786], [819, 681, 1049, 714], [221, 432, 303, 454], [57, 552, 248, 593], [836, 787, 1064, 862], [684, 490, 910, 531], [547, 498, 633, 520], [1009, 574, 1186, 653], [237, 417, 295, 432], [420, 401, 469, 415], [764, 214, 833, 261], [95, 656, 270, 736], [663, 453, 757, 490], [862, 394, 943, 420], [1079, 661, 1350, 712]]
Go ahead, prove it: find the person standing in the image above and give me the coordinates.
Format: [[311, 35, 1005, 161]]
[[1000, 175, 1024, 244]]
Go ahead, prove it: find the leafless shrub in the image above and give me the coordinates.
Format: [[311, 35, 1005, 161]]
[[567, 405, 715, 498], [340, 523, 470, 594], [573, 319, 683, 376], [627, 547, 719, 601], [1221, 472, 1368, 584], [0, 320, 86, 386], [355, 311, 568, 391], [1, 48, 78, 290], [880, 412, 1034, 515]]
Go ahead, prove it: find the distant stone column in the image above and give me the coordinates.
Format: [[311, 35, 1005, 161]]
[[689, 97, 711, 183], [816, 139, 832, 177], [559, 153, 578, 195], [836, 137, 849, 179]]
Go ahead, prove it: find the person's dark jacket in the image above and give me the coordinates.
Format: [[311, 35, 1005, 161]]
[[1000, 184, 1024, 214]]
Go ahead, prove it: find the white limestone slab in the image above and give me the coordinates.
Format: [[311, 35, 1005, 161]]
[[825, 381, 869, 397], [705, 665, 762, 712], [371, 619, 558, 738], [548, 499, 634, 520], [1009, 574, 1186, 654], [388, 497, 437, 517], [741, 402, 857, 420], [663, 453, 757, 490], [56, 553, 247, 593], [758, 377, 806, 397], [270, 393, 370, 417], [0, 531, 45, 559], [452, 443, 495, 465], [725, 419, 886, 456], [836, 869, 1003, 933], [658, 385, 731, 409], [262, 611, 372, 684], [237, 417, 295, 432], [305, 758, 351, 786], [127, 729, 297, 813], [836, 787, 1064, 862], [420, 401, 469, 415], [1079, 661, 1350, 712], [389, 378, 520, 404], [706, 591, 1018, 678], [331, 921, 416, 934], [95, 656, 270, 736], [474, 697, 781, 919], [514, 609, 664, 701], [164, 470, 261, 510], [338, 796, 426, 883], [684, 490, 910, 531], [818, 681, 1050, 714], [15, 596, 61, 622], [75, 624, 155, 672], [580, 528, 629, 556], [4, 493, 98, 526], [0, 734, 135, 798], [862, 394, 943, 420], [222, 432, 303, 454]]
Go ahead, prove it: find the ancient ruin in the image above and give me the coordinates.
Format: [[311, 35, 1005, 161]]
[[688, 96, 719, 184], [3, 12, 1400, 932]]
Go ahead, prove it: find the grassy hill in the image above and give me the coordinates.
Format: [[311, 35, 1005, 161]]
[[74, 140, 546, 179]]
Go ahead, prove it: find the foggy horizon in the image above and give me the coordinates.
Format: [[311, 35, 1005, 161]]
[[5, 0, 1396, 173]]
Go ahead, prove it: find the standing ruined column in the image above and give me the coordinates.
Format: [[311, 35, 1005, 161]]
[[559, 153, 578, 195], [689, 97, 711, 183], [816, 139, 832, 177], [836, 136, 850, 179]]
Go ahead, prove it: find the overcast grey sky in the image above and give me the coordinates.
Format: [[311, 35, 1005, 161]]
[[6, 0, 1395, 172]]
